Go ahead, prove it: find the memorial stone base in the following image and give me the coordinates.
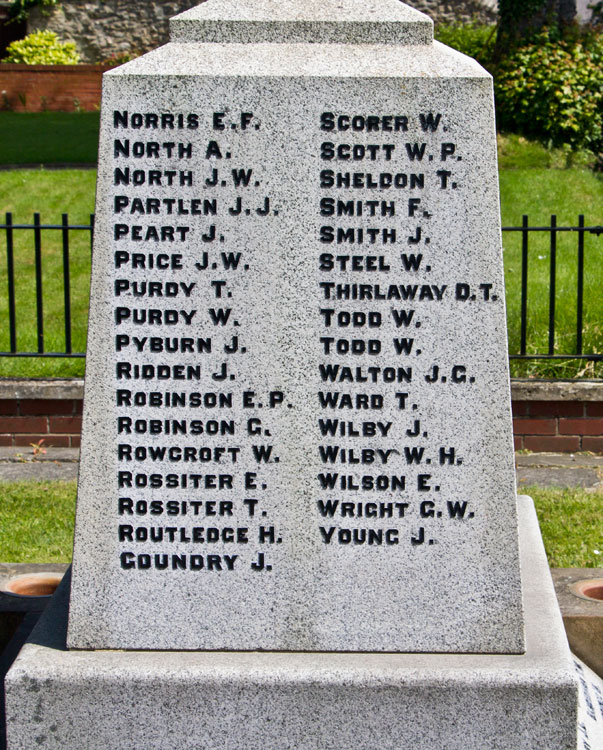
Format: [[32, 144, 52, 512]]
[[5, 497, 579, 750]]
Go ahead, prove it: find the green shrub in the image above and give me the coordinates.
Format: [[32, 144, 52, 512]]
[[434, 22, 497, 67], [2, 30, 80, 65], [494, 31, 603, 152]]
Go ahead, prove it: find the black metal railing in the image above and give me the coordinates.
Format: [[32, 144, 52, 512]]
[[1, 212, 602, 363], [1, 212, 93, 358], [506, 215, 602, 362]]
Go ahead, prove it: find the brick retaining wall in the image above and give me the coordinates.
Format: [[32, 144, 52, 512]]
[[511, 380, 603, 453], [0, 64, 108, 112], [0, 381, 82, 448], [0, 379, 601, 453], [512, 401, 603, 453]]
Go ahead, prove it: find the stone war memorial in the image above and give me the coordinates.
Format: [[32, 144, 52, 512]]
[[5, 0, 582, 747]]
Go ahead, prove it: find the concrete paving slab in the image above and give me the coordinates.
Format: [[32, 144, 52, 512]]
[[0, 447, 79, 463], [516, 467, 602, 490], [516, 453, 603, 470], [0, 462, 78, 482], [515, 452, 603, 490], [0, 447, 80, 481]]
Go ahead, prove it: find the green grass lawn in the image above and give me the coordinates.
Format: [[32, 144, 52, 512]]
[[498, 136, 603, 379], [0, 169, 95, 377], [0, 480, 76, 562], [529, 486, 603, 568], [0, 480, 598, 566], [0, 125, 600, 379], [501, 169, 603, 379], [0, 112, 100, 165]]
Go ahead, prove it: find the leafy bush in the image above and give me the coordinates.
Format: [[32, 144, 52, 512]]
[[494, 31, 603, 152], [434, 22, 497, 67], [2, 30, 80, 65]]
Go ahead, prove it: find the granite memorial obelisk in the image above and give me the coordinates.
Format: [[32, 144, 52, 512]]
[[6, 2, 579, 747], [68, 0, 524, 653]]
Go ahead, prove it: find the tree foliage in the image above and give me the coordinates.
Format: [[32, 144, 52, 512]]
[[497, 0, 577, 48], [494, 30, 603, 152], [7, 0, 59, 25]]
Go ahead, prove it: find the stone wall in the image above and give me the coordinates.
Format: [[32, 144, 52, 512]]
[[409, 0, 497, 25], [28, 0, 198, 63], [28, 1, 499, 63]]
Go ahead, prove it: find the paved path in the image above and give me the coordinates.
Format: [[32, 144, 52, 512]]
[[0, 447, 79, 482], [516, 452, 603, 491], [0, 446, 601, 489]]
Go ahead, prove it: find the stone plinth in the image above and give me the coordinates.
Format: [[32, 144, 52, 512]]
[[5, 497, 577, 749]]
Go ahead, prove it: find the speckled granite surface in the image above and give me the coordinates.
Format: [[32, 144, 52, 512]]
[[66, 0, 524, 653]]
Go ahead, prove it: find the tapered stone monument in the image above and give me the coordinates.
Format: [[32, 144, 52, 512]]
[[5, 2, 579, 747]]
